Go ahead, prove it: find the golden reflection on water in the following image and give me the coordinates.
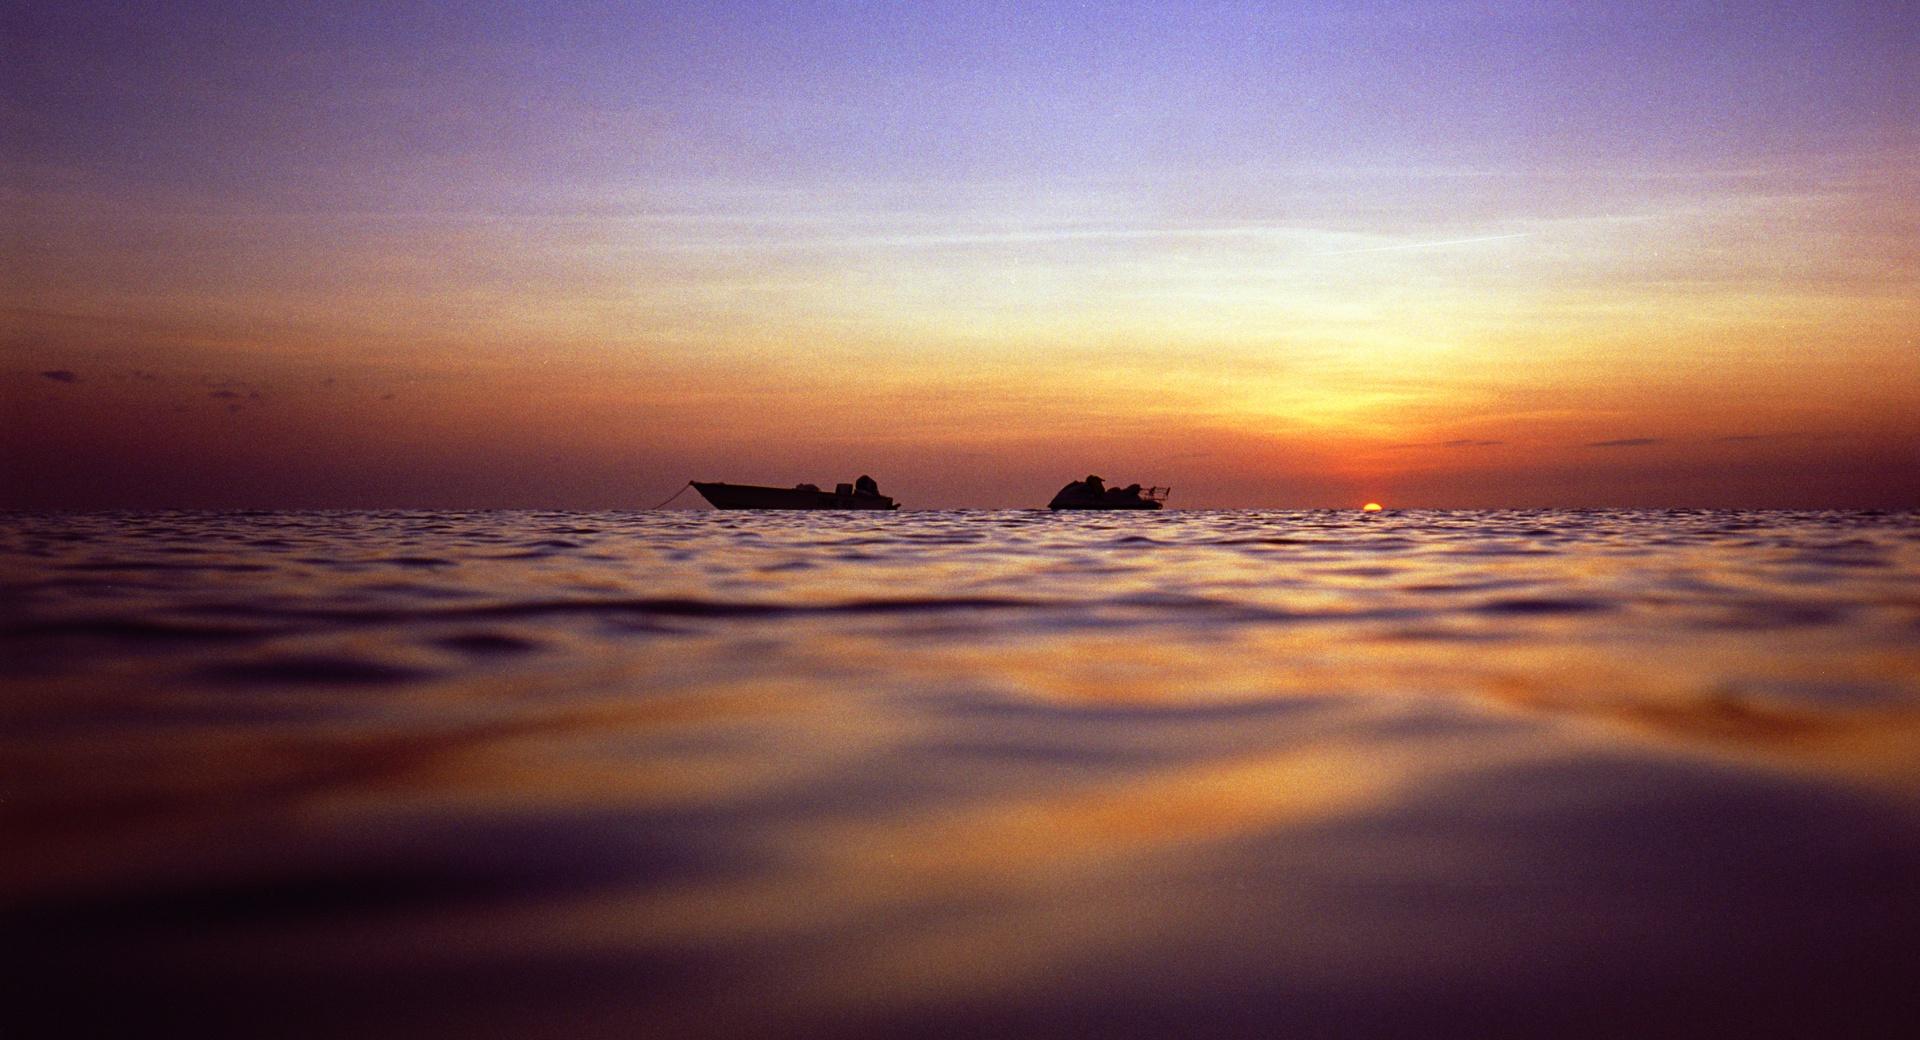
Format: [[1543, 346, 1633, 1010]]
[[4, 510, 1919, 1037]]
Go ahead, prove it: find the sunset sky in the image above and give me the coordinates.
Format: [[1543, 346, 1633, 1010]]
[[5, 2, 1916, 508]]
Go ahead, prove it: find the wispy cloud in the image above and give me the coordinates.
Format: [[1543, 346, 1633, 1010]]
[[1586, 437, 1663, 448], [39, 369, 80, 383], [1389, 438, 1506, 450], [1711, 432, 1834, 443], [644, 220, 1538, 258], [1711, 431, 1850, 446], [1311, 233, 1531, 257]]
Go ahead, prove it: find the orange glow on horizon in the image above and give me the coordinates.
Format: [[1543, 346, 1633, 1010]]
[[4, 6, 1919, 510]]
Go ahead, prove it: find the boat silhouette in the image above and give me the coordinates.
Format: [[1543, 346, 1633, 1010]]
[[1048, 475, 1168, 510], [692, 475, 899, 510]]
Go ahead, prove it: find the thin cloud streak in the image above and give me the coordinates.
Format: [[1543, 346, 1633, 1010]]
[[1310, 233, 1532, 257], [1388, 438, 1507, 450], [640, 221, 1546, 256], [647, 222, 1330, 252]]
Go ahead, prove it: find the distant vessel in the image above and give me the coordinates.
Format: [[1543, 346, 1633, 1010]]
[[1048, 475, 1168, 510], [692, 475, 899, 510]]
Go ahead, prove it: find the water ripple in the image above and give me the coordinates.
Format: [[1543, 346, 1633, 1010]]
[[4, 508, 1918, 1039]]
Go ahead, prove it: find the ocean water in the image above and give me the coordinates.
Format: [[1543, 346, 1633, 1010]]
[[5, 509, 1919, 1037]]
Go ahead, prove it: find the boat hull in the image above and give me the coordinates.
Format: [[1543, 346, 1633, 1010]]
[[692, 482, 899, 510], [1049, 498, 1164, 510]]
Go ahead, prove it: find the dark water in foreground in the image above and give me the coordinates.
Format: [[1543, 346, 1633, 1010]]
[[5, 509, 1920, 1037]]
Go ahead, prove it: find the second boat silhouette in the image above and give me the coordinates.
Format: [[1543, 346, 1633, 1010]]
[[1048, 475, 1168, 510]]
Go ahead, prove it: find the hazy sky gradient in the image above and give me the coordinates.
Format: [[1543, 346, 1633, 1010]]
[[6, 2, 1917, 507]]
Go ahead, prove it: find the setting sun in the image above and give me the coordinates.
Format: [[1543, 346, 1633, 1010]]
[[1363, 502, 1384, 512]]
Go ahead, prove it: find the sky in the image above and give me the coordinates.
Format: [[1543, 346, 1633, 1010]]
[[5, 1, 1917, 509]]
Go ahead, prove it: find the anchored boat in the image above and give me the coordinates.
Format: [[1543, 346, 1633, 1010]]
[[1048, 475, 1168, 510], [691, 475, 899, 510]]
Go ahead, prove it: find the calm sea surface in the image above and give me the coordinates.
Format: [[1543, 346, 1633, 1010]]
[[5, 509, 1920, 1037]]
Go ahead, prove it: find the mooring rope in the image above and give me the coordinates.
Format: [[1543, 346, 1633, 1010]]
[[646, 481, 696, 510]]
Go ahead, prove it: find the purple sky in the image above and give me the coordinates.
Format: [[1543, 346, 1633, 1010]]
[[5, 2, 1917, 507]]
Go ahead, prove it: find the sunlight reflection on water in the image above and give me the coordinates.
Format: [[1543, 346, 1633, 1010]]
[[4, 509, 1919, 1036]]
